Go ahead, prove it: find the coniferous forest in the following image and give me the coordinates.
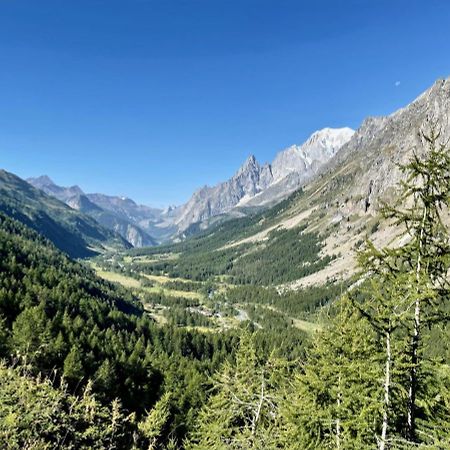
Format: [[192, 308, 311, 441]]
[[1, 122, 450, 449]]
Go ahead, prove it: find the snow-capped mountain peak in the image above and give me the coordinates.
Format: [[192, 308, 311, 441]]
[[271, 127, 354, 182]]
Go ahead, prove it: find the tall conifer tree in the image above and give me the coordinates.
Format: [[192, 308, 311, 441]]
[[358, 122, 450, 445]]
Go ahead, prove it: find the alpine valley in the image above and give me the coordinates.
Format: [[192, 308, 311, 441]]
[[2, 77, 450, 449]]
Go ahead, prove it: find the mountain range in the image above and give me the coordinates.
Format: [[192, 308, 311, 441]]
[[27, 127, 354, 244], [26, 176, 166, 247], [171, 127, 354, 232]]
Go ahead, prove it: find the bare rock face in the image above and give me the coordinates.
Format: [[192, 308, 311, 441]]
[[173, 128, 354, 230], [174, 155, 273, 230], [321, 78, 450, 214]]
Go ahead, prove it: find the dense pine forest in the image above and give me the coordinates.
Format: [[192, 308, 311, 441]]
[[2, 127, 450, 449]]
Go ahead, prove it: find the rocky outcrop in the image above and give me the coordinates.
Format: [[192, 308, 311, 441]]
[[321, 78, 450, 214], [173, 155, 275, 230]]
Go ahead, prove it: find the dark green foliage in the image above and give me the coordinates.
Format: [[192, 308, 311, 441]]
[[224, 283, 344, 318], [0, 212, 159, 413], [187, 332, 291, 450], [230, 227, 333, 285], [285, 297, 383, 449], [164, 280, 204, 292]]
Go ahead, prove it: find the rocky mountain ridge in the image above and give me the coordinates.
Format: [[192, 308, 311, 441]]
[[29, 127, 355, 240], [320, 78, 450, 217], [172, 127, 354, 231]]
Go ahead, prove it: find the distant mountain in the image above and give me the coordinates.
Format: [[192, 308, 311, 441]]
[[172, 127, 354, 231], [70, 194, 157, 247], [27, 175, 84, 202], [173, 155, 273, 231], [27, 177, 159, 247], [271, 127, 355, 182], [85, 193, 161, 222], [84, 193, 176, 243], [0, 170, 130, 258]]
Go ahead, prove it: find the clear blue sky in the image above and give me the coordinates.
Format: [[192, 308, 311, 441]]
[[1, 0, 450, 206]]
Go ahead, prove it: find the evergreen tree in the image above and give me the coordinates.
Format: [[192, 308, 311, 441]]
[[354, 260, 412, 448], [64, 345, 85, 385], [11, 303, 53, 368], [187, 332, 288, 450], [0, 364, 134, 449], [138, 392, 172, 450], [358, 123, 450, 444], [94, 358, 116, 399], [285, 296, 382, 449], [0, 315, 9, 357]]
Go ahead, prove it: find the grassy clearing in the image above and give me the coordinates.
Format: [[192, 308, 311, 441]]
[[141, 273, 193, 284], [92, 266, 142, 289], [142, 285, 203, 300], [183, 326, 220, 333], [90, 263, 204, 299]]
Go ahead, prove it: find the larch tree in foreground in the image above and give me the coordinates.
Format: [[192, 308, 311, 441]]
[[358, 122, 450, 446]]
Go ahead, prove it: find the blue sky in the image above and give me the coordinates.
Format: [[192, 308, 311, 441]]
[[1, 0, 450, 206]]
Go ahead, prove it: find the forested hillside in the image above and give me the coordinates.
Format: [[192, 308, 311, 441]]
[[186, 125, 450, 448], [0, 211, 234, 447]]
